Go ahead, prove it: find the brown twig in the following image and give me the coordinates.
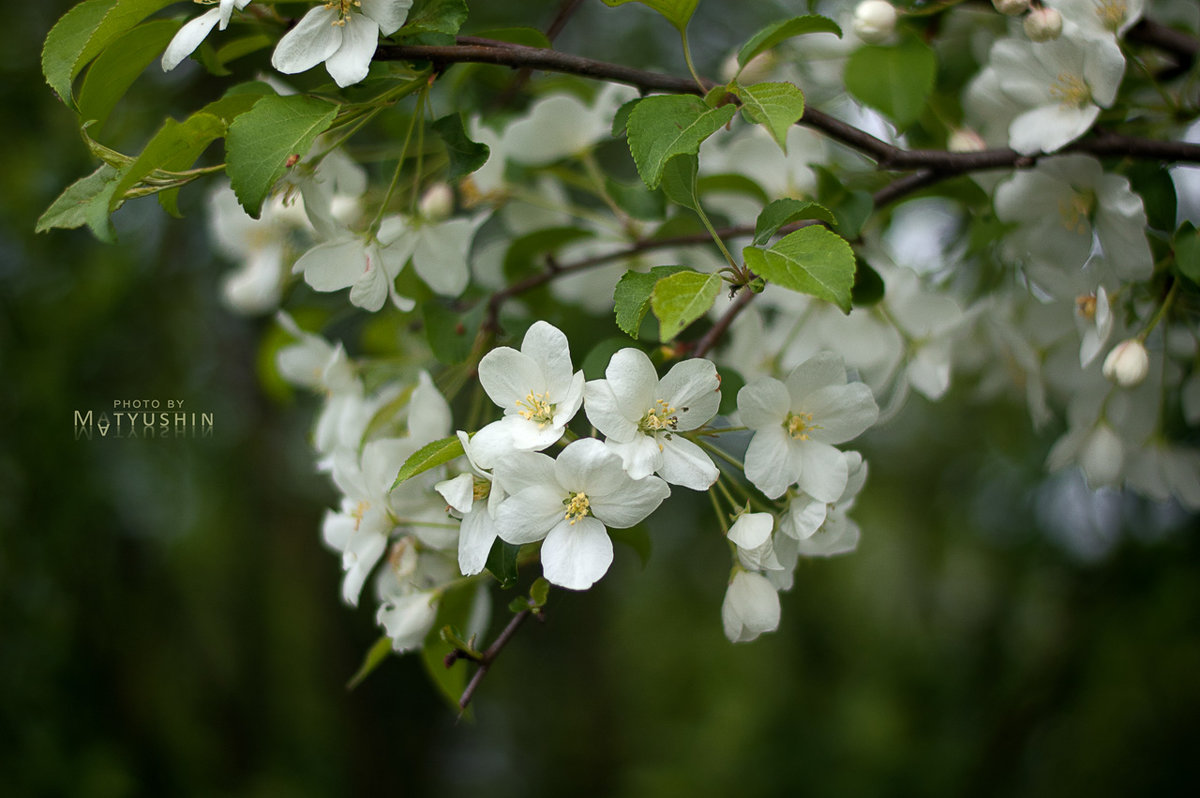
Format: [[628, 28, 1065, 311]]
[[456, 608, 535, 712]]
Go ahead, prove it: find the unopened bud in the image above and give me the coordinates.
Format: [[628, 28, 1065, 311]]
[[418, 182, 454, 221], [992, 0, 1030, 15], [948, 128, 987, 152], [1024, 7, 1063, 41], [721, 50, 777, 84], [1102, 338, 1150, 387], [853, 1, 898, 45]]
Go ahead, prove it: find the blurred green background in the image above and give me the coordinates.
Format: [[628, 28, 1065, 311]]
[[4, 2, 1199, 796]]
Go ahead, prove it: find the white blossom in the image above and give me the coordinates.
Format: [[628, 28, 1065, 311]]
[[271, 0, 413, 88], [584, 348, 721, 490], [1102, 338, 1150, 387], [162, 0, 252, 71], [721, 570, 780, 643], [492, 439, 670, 590]]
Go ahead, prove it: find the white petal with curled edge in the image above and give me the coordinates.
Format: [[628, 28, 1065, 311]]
[[457, 507, 498, 577], [521, 321, 575, 397], [784, 352, 846, 406], [728, 512, 774, 550], [377, 591, 438, 652], [412, 219, 474, 296], [540, 516, 614, 590], [658, 358, 721, 431], [658, 435, 718, 490], [588, 472, 669, 529], [293, 237, 365, 291], [436, 473, 474, 514], [605, 348, 659, 416], [782, 495, 827, 540], [361, 0, 414, 35], [804, 382, 879, 445], [324, 13, 379, 87], [721, 571, 780, 643], [554, 438, 626, 496], [162, 8, 221, 71], [1008, 104, 1099, 156], [604, 435, 662, 481], [271, 6, 342, 75]]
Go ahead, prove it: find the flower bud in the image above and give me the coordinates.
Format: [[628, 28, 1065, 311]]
[[721, 50, 777, 84], [853, 1, 899, 45], [721, 570, 781, 643], [948, 128, 987, 152], [418, 182, 454, 221], [1102, 339, 1150, 388], [1024, 7, 1063, 41], [992, 0, 1030, 15]]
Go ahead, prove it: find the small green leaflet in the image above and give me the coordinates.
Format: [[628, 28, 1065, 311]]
[[420, 585, 477, 716], [753, 198, 837, 245], [1173, 222, 1200, 284], [737, 15, 842, 70], [35, 164, 123, 242], [485, 540, 521, 589], [743, 226, 856, 313], [397, 0, 470, 38], [391, 435, 465, 490], [42, 0, 177, 106], [346, 636, 393, 690], [651, 270, 723, 340], [77, 18, 182, 128], [613, 265, 689, 339], [660, 154, 699, 211], [732, 82, 805, 153], [601, 0, 699, 33], [844, 38, 937, 128], [431, 114, 490, 179], [627, 95, 735, 190], [226, 95, 339, 217], [529, 577, 551, 609]]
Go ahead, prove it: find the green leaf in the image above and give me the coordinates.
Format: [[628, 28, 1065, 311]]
[[743, 226, 856, 313], [1173, 222, 1200, 284], [753, 198, 837, 245], [110, 112, 226, 211], [346, 636, 393, 690], [626, 95, 735, 190], [35, 164, 123, 242], [398, 0, 470, 37], [529, 577, 551, 609], [611, 97, 640, 138], [732, 81, 805, 153], [609, 524, 652, 568], [202, 32, 275, 76], [660, 154, 699, 211], [420, 586, 477, 716], [651, 270, 723, 340], [844, 38, 937, 128], [613, 265, 689, 339], [601, 0, 699, 32], [226, 94, 339, 217], [737, 15, 843, 69], [852, 257, 886, 306], [582, 336, 634, 379], [423, 301, 481, 364], [431, 114, 490, 180], [485, 540, 520, 589], [42, 0, 177, 106], [391, 435, 465, 490], [1126, 161, 1178, 233], [198, 82, 277, 124], [77, 18, 181, 127]]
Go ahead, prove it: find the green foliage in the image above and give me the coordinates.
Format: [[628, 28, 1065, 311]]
[[753, 198, 837, 245], [346, 636, 394, 690], [601, 0, 699, 33], [732, 81, 805, 153], [110, 112, 226, 210], [743, 226, 856, 313], [76, 18, 181, 127], [423, 301, 482, 364], [650, 269, 723, 340], [716, 365, 745, 415], [35, 163, 122, 242], [391, 435, 465, 489], [42, 0, 175, 106], [420, 587, 477, 715], [736, 15, 842, 71], [582, 336, 634, 379], [626, 95, 736, 190], [431, 113, 490, 179], [660, 153, 700, 211], [502, 226, 594, 279], [844, 38, 937, 128], [485, 540, 521, 589], [529, 577, 551, 609], [607, 176, 667, 220], [613, 265, 689, 339], [225, 94, 339, 217], [398, 0, 470, 38], [851, 257, 886, 307], [1173, 222, 1200, 284]]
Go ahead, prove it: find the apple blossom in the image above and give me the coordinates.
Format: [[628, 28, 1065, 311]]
[[1102, 338, 1151, 387], [162, 0, 252, 71], [721, 570, 781, 643], [271, 0, 414, 88]]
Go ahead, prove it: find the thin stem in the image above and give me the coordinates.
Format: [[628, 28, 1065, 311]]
[[708, 487, 730, 534], [369, 96, 422, 234], [1139, 277, 1179, 341], [680, 30, 707, 93], [457, 608, 534, 712]]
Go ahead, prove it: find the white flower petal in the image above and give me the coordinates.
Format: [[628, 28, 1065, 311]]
[[271, 7, 342, 75], [478, 347, 542, 408], [744, 425, 795, 499], [658, 435, 719, 490], [658, 358, 721, 430], [360, 0, 413, 35], [1009, 104, 1099, 155], [738, 376, 789, 430], [324, 13, 379, 87], [521, 321, 575, 397], [784, 352, 847, 405], [293, 237, 365, 291], [728, 512, 774, 549], [605, 348, 659, 414], [604, 435, 662, 481], [540, 516, 613, 590], [436, 472, 475, 514], [797, 440, 849, 504], [496, 484, 567, 544], [412, 219, 474, 296], [457, 507, 498, 576], [721, 571, 780, 643], [584, 379, 641, 441], [803, 383, 878, 444], [162, 8, 222, 71]]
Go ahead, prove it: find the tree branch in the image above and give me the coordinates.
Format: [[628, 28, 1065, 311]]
[[456, 608, 535, 712]]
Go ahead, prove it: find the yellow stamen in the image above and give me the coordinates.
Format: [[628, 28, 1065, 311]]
[[563, 492, 591, 525], [1059, 191, 1095, 234], [1076, 293, 1098, 321], [1048, 72, 1090, 109], [1094, 0, 1127, 31], [324, 0, 361, 25], [785, 411, 817, 441], [516, 390, 555, 427], [639, 398, 678, 433]]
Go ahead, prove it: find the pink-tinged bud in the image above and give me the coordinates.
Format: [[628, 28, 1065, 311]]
[[948, 128, 987, 152], [1102, 339, 1150, 388], [992, 0, 1030, 16], [853, 1, 898, 45], [1024, 7, 1063, 41], [418, 182, 454, 221]]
